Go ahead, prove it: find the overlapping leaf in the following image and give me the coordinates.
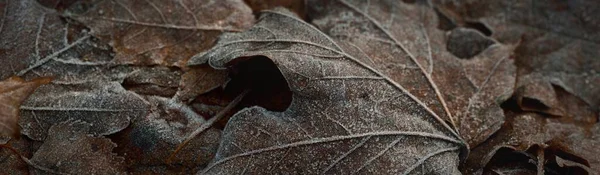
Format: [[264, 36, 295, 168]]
[[66, 0, 255, 67], [0, 76, 51, 139], [19, 81, 149, 141], [191, 7, 467, 174], [30, 120, 125, 174]]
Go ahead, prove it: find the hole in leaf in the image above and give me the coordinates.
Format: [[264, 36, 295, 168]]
[[465, 21, 492, 36], [225, 55, 293, 112]]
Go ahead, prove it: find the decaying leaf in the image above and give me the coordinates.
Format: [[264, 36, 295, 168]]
[[30, 120, 125, 174], [19, 81, 149, 141], [0, 76, 51, 139], [65, 0, 255, 67], [190, 8, 467, 174], [307, 0, 515, 148]]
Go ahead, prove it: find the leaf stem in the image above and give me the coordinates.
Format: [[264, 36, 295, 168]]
[[167, 89, 249, 164]]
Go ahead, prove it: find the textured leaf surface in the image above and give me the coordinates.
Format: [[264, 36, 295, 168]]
[[0, 76, 50, 138], [191, 8, 467, 174], [0, 0, 99, 80], [66, 0, 255, 67], [19, 81, 149, 141], [434, 0, 600, 114], [307, 0, 515, 148], [30, 120, 125, 174]]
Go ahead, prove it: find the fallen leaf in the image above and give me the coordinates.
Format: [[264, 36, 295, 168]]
[[0, 0, 100, 80], [191, 8, 466, 174], [307, 0, 515, 148], [173, 64, 228, 103], [433, 0, 600, 115], [30, 120, 125, 174], [461, 110, 596, 174], [0, 76, 51, 139], [482, 143, 592, 175], [65, 0, 255, 67], [19, 81, 150, 141]]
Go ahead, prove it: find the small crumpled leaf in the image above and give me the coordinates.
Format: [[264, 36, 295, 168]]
[[191, 8, 466, 174], [0, 76, 51, 139], [19, 81, 149, 141], [307, 0, 515, 148], [30, 120, 125, 174], [65, 0, 255, 67]]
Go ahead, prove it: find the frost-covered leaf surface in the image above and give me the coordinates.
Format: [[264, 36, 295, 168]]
[[0, 76, 50, 139], [0, 0, 97, 80], [307, 0, 515, 148], [19, 81, 149, 141], [192, 8, 467, 174], [30, 120, 125, 174], [66, 0, 255, 67]]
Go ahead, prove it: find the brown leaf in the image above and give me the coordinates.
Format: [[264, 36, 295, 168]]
[[191, 8, 466, 174], [66, 0, 255, 67], [19, 81, 150, 141], [173, 64, 228, 103], [307, 0, 515, 148], [0, 76, 51, 139], [30, 120, 125, 174], [461, 111, 596, 174], [482, 143, 592, 175]]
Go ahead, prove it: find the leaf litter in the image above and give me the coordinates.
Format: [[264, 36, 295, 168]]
[[0, 0, 598, 174]]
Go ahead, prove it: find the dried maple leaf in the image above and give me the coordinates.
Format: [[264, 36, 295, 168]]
[[65, 0, 255, 68], [307, 0, 515, 148], [30, 120, 125, 174], [0, 76, 51, 139], [19, 81, 150, 141], [190, 8, 467, 174]]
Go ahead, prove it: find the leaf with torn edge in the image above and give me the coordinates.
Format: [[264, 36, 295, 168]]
[[0, 76, 51, 138], [19, 81, 149, 141], [307, 0, 515, 148], [190, 8, 467, 174], [65, 0, 254, 67]]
